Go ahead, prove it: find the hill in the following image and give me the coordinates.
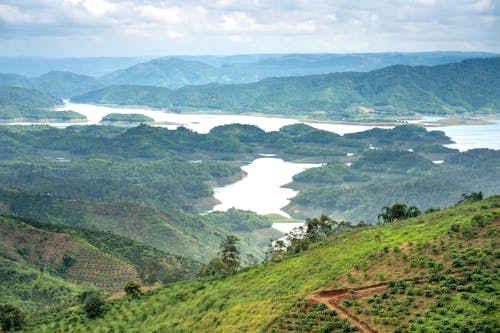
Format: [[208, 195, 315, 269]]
[[73, 57, 500, 119], [0, 214, 202, 290], [17, 195, 500, 332], [0, 86, 84, 121], [100, 58, 220, 89], [0, 71, 103, 98], [0, 188, 275, 264], [0, 214, 203, 315]]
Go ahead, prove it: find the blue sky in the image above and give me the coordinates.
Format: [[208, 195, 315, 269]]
[[0, 0, 499, 57]]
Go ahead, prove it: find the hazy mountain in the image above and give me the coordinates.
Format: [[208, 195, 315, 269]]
[[99, 52, 496, 88], [0, 56, 152, 77], [74, 57, 500, 118], [100, 57, 221, 89]]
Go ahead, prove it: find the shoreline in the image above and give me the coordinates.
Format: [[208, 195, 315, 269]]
[[62, 101, 498, 128]]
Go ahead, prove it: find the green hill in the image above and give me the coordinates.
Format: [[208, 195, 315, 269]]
[[0, 214, 202, 293], [0, 86, 86, 121], [32, 71, 103, 98], [73, 57, 500, 118], [16, 195, 499, 332], [0, 188, 274, 264]]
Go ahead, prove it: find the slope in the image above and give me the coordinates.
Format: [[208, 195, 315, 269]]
[[18, 195, 500, 332], [0, 214, 202, 293]]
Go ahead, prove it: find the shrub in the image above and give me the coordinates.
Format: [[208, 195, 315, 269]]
[[124, 281, 141, 297]]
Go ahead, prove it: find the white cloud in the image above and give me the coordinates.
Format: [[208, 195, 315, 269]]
[[0, 0, 498, 56], [82, 0, 116, 15], [0, 4, 33, 23], [140, 5, 183, 24]]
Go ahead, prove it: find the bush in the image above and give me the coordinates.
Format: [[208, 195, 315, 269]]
[[0, 304, 25, 332], [82, 292, 106, 318]]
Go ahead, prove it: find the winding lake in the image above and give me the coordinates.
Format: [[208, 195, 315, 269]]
[[211, 158, 320, 217]]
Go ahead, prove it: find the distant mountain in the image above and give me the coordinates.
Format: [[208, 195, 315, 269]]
[[74, 57, 500, 118], [100, 58, 220, 89], [0, 56, 151, 77], [101, 52, 497, 88], [0, 71, 103, 98], [33, 71, 103, 98]]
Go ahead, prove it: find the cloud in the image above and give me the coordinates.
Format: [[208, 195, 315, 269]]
[[0, 0, 498, 56]]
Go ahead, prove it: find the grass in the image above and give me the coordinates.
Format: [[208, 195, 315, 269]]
[[17, 195, 500, 332]]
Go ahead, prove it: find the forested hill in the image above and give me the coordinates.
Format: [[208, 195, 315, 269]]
[[73, 57, 500, 119]]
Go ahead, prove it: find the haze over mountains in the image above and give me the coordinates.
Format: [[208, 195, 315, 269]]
[[1, 53, 499, 122]]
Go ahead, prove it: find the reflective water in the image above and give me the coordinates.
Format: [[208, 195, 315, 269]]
[[211, 158, 320, 217]]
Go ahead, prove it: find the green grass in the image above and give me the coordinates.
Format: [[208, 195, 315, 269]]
[[18, 195, 500, 332]]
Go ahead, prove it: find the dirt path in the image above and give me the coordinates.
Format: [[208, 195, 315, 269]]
[[309, 283, 390, 333]]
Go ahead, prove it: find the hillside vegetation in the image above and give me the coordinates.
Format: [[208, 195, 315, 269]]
[[73, 57, 500, 119], [16, 195, 499, 332], [0, 214, 202, 294]]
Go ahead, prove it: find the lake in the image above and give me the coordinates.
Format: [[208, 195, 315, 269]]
[[211, 158, 321, 217]]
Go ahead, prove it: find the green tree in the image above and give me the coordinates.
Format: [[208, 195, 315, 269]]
[[201, 235, 241, 277], [305, 215, 336, 241], [81, 292, 106, 318], [124, 281, 141, 297], [378, 203, 421, 223], [220, 235, 241, 274], [458, 192, 483, 204], [0, 304, 24, 332]]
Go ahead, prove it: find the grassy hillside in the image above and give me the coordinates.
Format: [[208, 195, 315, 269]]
[[73, 57, 500, 118], [0, 257, 82, 313], [0, 214, 202, 293], [17, 195, 500, 332]]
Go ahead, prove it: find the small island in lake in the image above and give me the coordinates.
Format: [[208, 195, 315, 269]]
[[100, 113, 155, 124]]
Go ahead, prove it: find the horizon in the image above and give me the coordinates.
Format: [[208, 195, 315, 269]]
[[0, 50, 498, 60]]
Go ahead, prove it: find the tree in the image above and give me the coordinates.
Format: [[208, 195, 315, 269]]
[[458, 192, 483, 204], [219, 235, 241, 275], [305, 215, 335, 241], [124, 281, 141, 297], [378, 203, 421, 223], [0, 304, 24, 332], [81, 291, 106, 318], [200, 235, 241, 277]]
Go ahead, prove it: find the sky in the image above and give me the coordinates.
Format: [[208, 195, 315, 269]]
[[0, 0, 499, 57]]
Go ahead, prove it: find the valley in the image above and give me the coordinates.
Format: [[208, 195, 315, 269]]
[[0, 53, 498, 333]]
